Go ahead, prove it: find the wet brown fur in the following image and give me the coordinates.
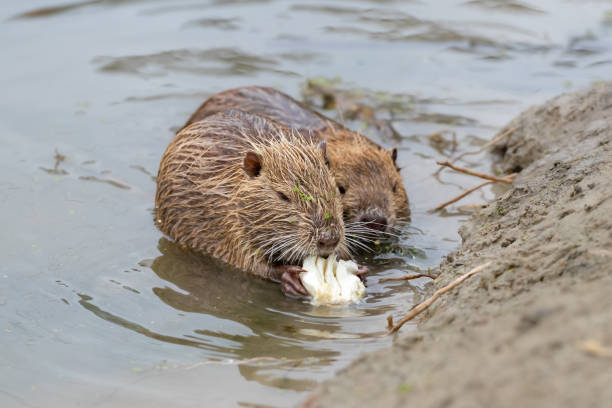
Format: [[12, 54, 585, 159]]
[[156, 110, 347, 280], [183, 86, 410, 234]]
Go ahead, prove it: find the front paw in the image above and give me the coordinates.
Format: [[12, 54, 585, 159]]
[[277, 265, 309, 297]]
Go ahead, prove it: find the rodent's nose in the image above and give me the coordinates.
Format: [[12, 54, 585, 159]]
[[359, 214, 388, 232], [317, 231, 339, 255]]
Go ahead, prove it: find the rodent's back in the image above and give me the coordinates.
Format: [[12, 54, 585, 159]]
[[184, 86, 333, 133], [182, 87, 411, 236]]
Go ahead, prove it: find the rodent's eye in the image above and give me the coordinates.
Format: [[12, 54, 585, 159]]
[[392, 183, 397, 193], [338, 185, 346, 195], [277, 191, 290, 202]]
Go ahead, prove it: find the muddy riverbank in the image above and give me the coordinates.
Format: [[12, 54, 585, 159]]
[[304, 83, 612, 408]]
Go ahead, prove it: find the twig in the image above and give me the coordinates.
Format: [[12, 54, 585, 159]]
[[450, 127, 516, 164], [379, 273, 437, 283], [436, 161, 516, 183], [386, 262, 492, 334], [432, 173, 516, 211], [434, 127, 515, 176], [432, 128, 518, 210], [432, 180, 495, 212]]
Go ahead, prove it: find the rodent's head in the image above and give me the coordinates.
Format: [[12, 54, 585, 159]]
[[237, 138, 348, 265], [326, 133, 410, 245]]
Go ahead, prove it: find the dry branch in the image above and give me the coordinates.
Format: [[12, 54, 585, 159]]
[[434, 127, 515, 176], [450, 127, 515, 164], [432, 172, 517, 211], [386, 262, 492, 334], [436, 161, 516, 183], [379, 273, 437, 283], [433, 180, 495, 211]]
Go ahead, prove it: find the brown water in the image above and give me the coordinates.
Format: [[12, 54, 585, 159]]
[[1, 1, 611, 407]]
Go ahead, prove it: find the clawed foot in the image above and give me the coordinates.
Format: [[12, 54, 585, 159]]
[[355, 264, 369, 285], [275, 265, 309, 297]]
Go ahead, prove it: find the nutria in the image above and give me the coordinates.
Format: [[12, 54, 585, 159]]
[[183, 86, 410, 243], [155, 110, 358, 296]]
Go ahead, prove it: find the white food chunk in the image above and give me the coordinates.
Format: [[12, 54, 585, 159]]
[[300, 255, 365, 305]]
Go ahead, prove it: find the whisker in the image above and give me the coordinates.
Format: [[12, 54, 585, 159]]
[[277, 242, 299, 263], [346, 234, 376, 244], [346, 227, 403, 239], [345, 237, 374, 253]]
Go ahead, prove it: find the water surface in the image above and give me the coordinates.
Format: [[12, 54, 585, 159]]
[[1, 0, 611, 407]]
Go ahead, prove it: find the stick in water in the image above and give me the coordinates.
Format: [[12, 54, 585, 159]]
[[379, 273, 437, 283], [386, 262, 492, 334], [432, 180, 496, 212], [432, 173, 516, 212], [436, 161, 515, 183], [449, 127, 516, 164], [434, 127, 515, 176]]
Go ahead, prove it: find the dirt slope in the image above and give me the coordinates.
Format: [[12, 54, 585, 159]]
[[303, 83, 612, 408]]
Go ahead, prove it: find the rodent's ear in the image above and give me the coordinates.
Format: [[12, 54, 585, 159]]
[[244, 151, 262, 177], [319, 140, 331, 168], [390, 147, 398, 163]]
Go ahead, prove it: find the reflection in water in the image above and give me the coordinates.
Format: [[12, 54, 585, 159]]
[[150, 238, 341, 390], [78, 293, 212, 350], [142, 237, 424, 388], [77, 237, 347, 391]]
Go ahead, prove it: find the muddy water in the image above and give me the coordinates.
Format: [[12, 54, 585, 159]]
[[1, 1, 611, 407]]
